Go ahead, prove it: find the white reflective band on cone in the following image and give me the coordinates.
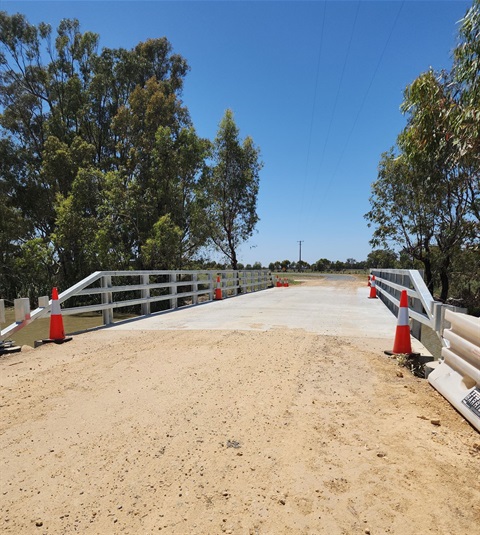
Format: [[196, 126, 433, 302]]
[[397, 307, 409, 326], [51, 300, 61, 315]]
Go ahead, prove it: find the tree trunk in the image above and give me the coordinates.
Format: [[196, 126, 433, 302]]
[[423, 257, 434, 294], [439, 255, 451, 302], [230, 249, 238, 270], [439, 269, 449, 302]]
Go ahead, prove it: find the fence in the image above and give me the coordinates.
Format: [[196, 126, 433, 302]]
[[370, 269, 466, 345], [0, 269, 273, 341]]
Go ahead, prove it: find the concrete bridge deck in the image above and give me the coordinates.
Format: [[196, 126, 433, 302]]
[[110, 276, 424, 351]]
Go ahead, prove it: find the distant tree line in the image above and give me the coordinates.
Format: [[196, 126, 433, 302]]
[[365, 0, 479, 312], [0, 13, 262, 299], [266, 250, 417, 273]]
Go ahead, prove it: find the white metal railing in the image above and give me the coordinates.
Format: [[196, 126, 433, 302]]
[[0, 269, 274, 340], [370, 269, 467, 346]]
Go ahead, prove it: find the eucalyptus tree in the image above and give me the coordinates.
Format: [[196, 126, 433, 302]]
[[367, 68, 477, 300], [365, 249, 398, 269], [201, 109, 262, 270], [1, 12, 209, 290], [365, 149, 437, 292], [453, 0, 480, 223], [400, 70, 472, 299]]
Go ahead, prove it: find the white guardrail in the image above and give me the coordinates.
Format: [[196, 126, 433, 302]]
[[428, 310, 480, 432], [370, 269, 467, 345], [0, 269, 274, 341], [371, 269, 480, 431]]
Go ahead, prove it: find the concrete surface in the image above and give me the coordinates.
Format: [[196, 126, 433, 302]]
[[110, 285, 428, 353]]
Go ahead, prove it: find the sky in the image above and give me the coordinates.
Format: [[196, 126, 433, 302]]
[[0, 0, 472, 266]]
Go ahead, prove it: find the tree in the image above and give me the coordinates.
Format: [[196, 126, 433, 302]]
[[0, 13, 210, 292], [452, 0, 480, 224], [141, 214, 183, 269], [400, 70, 475, 299], [201, 109, 262, 269], [366, 249, 398, 269], [366, 67, 477, 300], [365, 149, 437, 291], [313, 258, 331, 272]]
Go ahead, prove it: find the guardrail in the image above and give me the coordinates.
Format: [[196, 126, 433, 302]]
[[0, 269, 274, 341], [428, 309, 480, 432], [370, 269, 466, 346]]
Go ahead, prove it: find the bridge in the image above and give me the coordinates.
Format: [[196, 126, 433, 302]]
[[0, 273, 479, 534], [107, 274, 419, 341]]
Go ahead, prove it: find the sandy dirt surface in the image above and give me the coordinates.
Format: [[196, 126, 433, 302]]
[[1, 277, 479, 534]]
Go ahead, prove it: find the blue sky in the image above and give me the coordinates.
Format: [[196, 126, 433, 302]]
[[1, 0, 472, 266]]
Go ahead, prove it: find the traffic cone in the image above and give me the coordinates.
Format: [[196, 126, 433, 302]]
[[392, 290, 412, 354], [214, 276, 223, 300], [49, 287, 65, 340], [284, 278, 289, 287], [40, 287, 72, 345], [368, 275, 377, 298], [276, 276, 282, 288], [368, 275, 371, 287]]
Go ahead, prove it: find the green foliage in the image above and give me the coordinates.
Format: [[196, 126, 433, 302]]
[[201, 109, 262, 270], [141, 214, 183, 269], [366, 249, 398, 269], [0, 13, 260, 298], [366, 2, 480, 306], [13, 238, 56, 298]]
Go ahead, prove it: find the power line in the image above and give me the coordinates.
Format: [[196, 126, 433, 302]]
[[314, 1, 406, 215], [298, 1, 326, 231], [303, 0, 361, 226]]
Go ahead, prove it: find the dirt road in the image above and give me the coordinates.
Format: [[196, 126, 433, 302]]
[[1, 278, 479, 534]]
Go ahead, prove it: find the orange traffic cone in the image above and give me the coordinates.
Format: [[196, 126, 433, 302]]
[[368, 275, 377, 298], [41, 287, 72, 345], [284, 278, 289, 287], [214, 276, 223, 300], [392, 290, 412, 354], [276, 276, 282, 288]]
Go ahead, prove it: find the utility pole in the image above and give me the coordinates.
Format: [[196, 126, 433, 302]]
[[298, 240, 304, 271]]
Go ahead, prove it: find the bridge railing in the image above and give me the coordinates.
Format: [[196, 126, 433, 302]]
[[370, 269, 467, 346], [0, 269, 274, 340]]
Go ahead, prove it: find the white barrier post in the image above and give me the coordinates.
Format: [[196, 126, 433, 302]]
[[14, 298, 30, 323], [38, 296, 49, 308], [0, 299, 5, 324]]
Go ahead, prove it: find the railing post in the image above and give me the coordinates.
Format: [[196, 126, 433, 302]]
[[193, 273, 198, 305], [433, 302, 443, 334], [411, 292, 423, 340], [242, 271, 247, 294], [0, 299, 4, 324], [234, 270, 239, 295], [221, 272, 226, 298], [141, 274, 150, 316], [101, 275, 113, 325], [208, 272, 214, 301], [170, 273, 178, 309]]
